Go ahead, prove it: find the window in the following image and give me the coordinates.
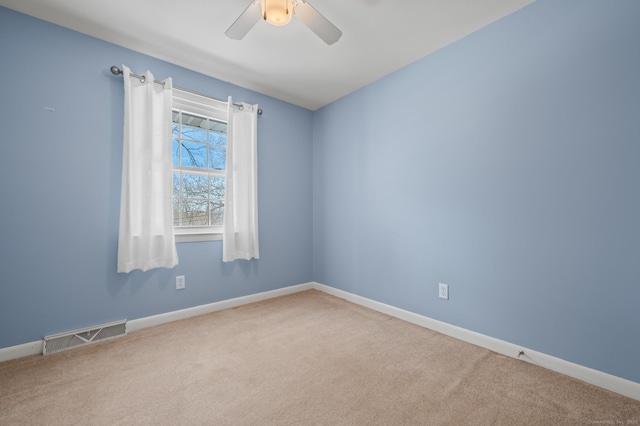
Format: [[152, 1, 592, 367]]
[[171, 89, 228, 242]]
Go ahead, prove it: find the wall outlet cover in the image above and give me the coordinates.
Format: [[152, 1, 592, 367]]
[[176, 275, 186, 290], [439, 283, 449, 300]]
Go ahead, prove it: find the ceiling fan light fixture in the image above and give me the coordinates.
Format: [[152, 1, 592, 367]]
[[226, 0, 341, 45], [261, 0, 293, 26]]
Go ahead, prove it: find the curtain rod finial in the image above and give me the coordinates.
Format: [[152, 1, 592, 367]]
[[110, 66, 122, 76]]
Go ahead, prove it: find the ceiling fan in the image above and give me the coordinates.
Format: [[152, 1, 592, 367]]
[[225, 0, 342, 45]]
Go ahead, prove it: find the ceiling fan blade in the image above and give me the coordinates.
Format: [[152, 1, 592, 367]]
[[294, 0, 342, 45], [225, 0, 262, 40]]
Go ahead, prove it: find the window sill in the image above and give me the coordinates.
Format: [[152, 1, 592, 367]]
[[174, 227, 223, 243]]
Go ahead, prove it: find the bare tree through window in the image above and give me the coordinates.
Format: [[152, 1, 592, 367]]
[[172, 110, 227, 227]]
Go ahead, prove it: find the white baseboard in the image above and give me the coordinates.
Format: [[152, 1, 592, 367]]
[[0, 282, 314, 363], [2, 280, 638, 401], [0, 340, 43, 362], [127, 282, 314, 332], [310, 282, 640, 401]]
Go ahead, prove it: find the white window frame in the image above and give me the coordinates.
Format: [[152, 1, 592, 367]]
[[172, 89, 228, 243]]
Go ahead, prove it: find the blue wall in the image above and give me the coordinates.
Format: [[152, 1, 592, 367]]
[[0, 7, 313, 348], [313, 0, 640, 383]]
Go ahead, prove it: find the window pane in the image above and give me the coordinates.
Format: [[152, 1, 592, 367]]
[[209, 201, 224, 226], [180, 199, 209, 226], [173, 173, 180, 199], [172, 140, 180, 166], [207, 118, 226, 133], [209, 131, 227, 146], [208, 146, 226, 170], [182, 125, 207, 142], [182, 173, 209, 198], [210, 177, 225, 199], [181, 113, 208, 142], [173, 197, 181, 226], [180, 141, 207, 168]]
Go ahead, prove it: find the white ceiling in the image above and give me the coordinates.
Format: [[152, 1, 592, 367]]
[[1, 0, 533, 110]]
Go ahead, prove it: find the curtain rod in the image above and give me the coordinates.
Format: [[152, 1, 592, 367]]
[[109, 66, 263, 116]]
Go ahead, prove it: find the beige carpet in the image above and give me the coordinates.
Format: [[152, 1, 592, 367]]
[[1, 290, 638, 425]]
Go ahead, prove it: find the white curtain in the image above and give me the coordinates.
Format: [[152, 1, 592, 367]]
[[223, 97, 259, 262], [117, 65, 179, 273]]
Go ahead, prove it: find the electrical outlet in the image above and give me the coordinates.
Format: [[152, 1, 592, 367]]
[[176, 275, 186, 290], [439, 283, 449, 300]]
